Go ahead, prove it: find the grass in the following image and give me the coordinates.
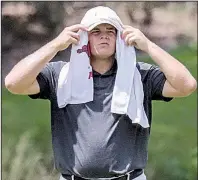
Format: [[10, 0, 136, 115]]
[[2, 44, 197, 180], [2, 132, 59, 180], [145, 44, 197, 180]]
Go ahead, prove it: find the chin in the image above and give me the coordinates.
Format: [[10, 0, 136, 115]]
[[96, 54, 114, 59], [95, 51, 114, 59]]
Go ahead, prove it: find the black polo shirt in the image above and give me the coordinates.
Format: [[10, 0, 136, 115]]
[[29, 60, 172, 178]]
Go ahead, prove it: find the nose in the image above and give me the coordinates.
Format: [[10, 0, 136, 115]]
[[100, 35, 109, 40], [100, 32, 109, 40]]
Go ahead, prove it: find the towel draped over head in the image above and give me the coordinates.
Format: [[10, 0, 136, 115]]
[[57, 6, 149, 128]]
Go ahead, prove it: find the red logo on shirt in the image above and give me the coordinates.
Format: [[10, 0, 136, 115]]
[[77, 43, 91, 57]]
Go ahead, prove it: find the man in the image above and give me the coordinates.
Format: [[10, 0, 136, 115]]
[[5, 6, 197, 180]]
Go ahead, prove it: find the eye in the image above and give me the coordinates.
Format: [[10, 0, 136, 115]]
[[108, 30, 116, 34], [91, 30, 100, 34]]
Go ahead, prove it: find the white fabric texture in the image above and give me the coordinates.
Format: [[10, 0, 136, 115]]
[[57, 6, 149, 128], [133, 172, 147, 180], [59, 172, 146, 180]]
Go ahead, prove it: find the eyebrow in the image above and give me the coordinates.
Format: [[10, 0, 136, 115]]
[[91, 27, 100, 31], [91, 27, 116, 31], [106, 27, 116, 30]]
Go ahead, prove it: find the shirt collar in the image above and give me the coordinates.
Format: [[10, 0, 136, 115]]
[[93, 59, 117, 76]]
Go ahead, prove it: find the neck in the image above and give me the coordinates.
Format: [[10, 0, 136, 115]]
[[90, 56, 114, 74]]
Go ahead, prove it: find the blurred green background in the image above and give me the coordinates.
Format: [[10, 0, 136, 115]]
[[2, 2, 197, 180]]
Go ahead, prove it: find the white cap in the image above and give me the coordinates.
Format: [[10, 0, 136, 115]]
[[81, 6, 123, 31]]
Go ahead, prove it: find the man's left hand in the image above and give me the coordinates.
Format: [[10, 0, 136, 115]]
[[121, 25, 151, 52]]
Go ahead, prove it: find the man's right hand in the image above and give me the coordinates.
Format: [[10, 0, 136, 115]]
[[53, 24, 88, 51], [5, 24, 88, 95]]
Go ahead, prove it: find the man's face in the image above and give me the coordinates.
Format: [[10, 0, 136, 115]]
[[88, 23, 116, 59]]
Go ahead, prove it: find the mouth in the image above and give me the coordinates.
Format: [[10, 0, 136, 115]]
[[99, 42, 109, 45]]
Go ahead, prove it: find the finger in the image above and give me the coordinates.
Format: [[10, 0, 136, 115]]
[[128, 36, 137, 46], [122, 28, 136, 40], [125, 33, 135, 45], [68, 24, 89, 32], [70, 36, 79, 45], [68, 31, 80, 41], [122, 25, 138, 39]]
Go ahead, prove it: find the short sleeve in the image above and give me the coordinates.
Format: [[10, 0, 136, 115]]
[[29, 61, 66, 100], [137, 62, 173, 102], [149, 65, 173, 101]]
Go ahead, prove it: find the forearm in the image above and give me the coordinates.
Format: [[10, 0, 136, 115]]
[[146, 41, 197, 93], [5, 39, 59, 91]]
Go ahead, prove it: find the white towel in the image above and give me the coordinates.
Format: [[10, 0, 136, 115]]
[[57, 6, 149, 128]]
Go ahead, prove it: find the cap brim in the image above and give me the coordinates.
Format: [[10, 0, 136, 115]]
[[88, 20, 119, 31]]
